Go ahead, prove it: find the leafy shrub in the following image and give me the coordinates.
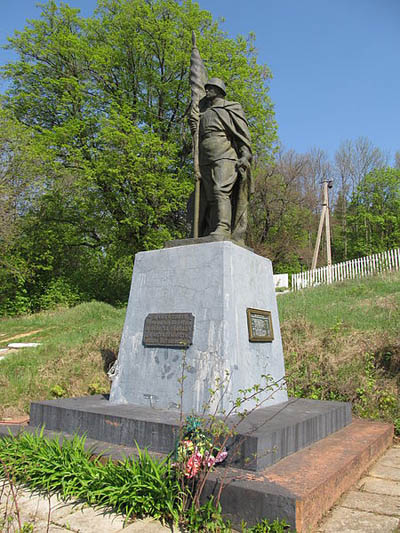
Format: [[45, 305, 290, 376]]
[[242, 518, 291, 532], [0, 431, 182, 522], [35, 278, 82, 311], [50, 385, 68, 398], [0, 288, 32, 317], [88, 382, 109, 395]]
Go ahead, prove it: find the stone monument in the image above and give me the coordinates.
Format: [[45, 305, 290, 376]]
[[110, 47, 288, 413]]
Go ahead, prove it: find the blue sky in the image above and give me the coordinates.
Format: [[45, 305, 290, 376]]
[[1, 0, 399, 162]]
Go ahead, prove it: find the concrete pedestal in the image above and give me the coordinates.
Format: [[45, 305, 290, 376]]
[[110, 241, 287, 412]]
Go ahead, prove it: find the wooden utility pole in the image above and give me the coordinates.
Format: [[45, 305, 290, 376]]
[[311, 180, 333, 270]]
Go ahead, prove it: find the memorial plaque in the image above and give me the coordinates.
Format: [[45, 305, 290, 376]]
[[246, 308, 274, 342], [143, 313, 194, 348]]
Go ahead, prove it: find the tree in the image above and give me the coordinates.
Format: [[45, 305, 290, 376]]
[[333, 137, 388, 260], [1, 0, 277, 310], [248, 148, 330, 271], [346, 168, 400, 257], [395, 151, 400, 169], [0, 108, 52, 314]]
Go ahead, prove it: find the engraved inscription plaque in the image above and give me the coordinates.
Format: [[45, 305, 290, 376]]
[[246, 308, 274, 342], [143, 313, 195, 348]]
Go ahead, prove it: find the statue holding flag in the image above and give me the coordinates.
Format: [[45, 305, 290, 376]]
[[189, 33, 252, 246]]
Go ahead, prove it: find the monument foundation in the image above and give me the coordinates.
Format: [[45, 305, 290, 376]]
[[110, 239, 288, 412]]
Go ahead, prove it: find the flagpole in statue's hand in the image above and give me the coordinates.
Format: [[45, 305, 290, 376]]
[[189, 31, 207, 238]]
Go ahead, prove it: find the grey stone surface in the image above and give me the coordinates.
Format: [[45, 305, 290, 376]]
[[29, 396, 351, 470], [340, 490, 400, 517], [0, 485, 127, 533], [369, 463, 400, 481], [57, 506, 125, 531], [380, 446, 400, 466], [318, 444, 400, 532], [115, 518, 174, 532], [357, 476, 400, 496], [29, 523, 72, 532], [318, 507, 400, 532], [165, 235, 253, 251], [110, 240, 287, 413]]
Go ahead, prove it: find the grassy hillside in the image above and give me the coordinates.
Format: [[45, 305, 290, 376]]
[[0, 272, 399, 432], [0, 302, 125, 419], [279, 271, 400, 432]]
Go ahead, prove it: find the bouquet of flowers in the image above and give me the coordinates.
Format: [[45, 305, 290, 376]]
[[174, 416, 228, 479]]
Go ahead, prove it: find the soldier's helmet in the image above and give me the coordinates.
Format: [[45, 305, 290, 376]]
[[205, 78, 226, 96]]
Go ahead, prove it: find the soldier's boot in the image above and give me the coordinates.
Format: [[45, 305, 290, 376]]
[[210, 195, 231, 237]]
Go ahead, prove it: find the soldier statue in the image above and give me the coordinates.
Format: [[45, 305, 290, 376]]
[[189, 78, 252, 246]]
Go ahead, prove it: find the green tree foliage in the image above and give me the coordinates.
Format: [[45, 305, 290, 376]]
[[346, 168, 400, 257], [1, 0, 277, 313], [0, 107, 57, 314]]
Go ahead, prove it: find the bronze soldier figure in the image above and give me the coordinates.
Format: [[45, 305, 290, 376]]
[[189, 78, 252, 245]]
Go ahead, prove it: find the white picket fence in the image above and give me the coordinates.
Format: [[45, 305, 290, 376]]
[[292, 247, 400, 290]]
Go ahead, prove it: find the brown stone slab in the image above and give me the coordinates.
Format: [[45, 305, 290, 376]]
[[212, 419, 393, 532], [0, 415, 29, 425]]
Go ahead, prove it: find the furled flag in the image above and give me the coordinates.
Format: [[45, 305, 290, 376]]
[[190, 31, 207, 113], [189, 31, 207, 238]]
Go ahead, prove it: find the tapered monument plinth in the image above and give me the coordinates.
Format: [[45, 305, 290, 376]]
[[110, 240, 288, 412]]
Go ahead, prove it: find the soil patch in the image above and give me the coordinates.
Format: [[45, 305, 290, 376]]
[[0, 329, 45, 343]]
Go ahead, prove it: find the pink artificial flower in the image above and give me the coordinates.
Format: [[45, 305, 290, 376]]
[[182, 440, 194, 451], [215, 449, 228, 463], [184, 448, 203, 478], [203, 451, 216, 468]]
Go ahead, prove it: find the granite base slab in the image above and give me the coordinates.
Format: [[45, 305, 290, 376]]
[[29, 395, 351, 471]]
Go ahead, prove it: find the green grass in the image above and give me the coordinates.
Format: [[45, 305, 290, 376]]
[[0, 302, 125, 418], [278, 271, 400, 334], [0, 300, 125, 348]]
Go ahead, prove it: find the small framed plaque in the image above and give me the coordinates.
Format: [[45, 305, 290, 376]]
[[246, 308, 274, 342]]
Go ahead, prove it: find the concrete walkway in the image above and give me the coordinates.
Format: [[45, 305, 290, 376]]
[[1, 445, 399, 532], [318, 444, 400, 532]]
